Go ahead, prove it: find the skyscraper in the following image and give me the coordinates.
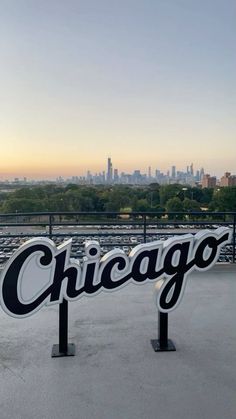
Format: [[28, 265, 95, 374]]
[[107, 157, 113, 183], [200, 167, 205, 180], [171, 165, 176, 179], [148, 166, 152, 179], [190, 163, 194, 176], [114, 169, 119, 182]]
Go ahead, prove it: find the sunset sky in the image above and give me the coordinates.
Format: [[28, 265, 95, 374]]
[[0, 0, 235, 179]]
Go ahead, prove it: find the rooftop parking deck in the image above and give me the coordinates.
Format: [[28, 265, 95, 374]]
[[0, 264, 235, 419]]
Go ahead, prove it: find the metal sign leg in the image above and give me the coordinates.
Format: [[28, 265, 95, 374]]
[[51, 299, 76, 357], [151, 311, 176, 352]]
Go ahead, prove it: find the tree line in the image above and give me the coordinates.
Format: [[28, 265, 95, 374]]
[[0, 183, 236, 214]]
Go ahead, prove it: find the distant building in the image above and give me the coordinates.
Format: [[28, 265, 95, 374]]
[[220, 172, 236, 187], [190, 163, 194, 176], [171, 165, 176, 179], [202, 174, 217, 188], [86, 170, 92, 183], [148, 166, 152, 179], [200, 167, 205, 180], [114, 169, 119, 183], [196, 170, 200, 182], [107, 157, 113, 183]]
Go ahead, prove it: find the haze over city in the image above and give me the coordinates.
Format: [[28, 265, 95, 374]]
[[0, 0, 235, 179]]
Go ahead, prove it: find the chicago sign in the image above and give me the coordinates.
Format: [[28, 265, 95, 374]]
[[0, 227, 231, 318]]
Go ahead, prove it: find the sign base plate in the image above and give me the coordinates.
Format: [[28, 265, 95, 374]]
[[51, 343, 76, 357], [150, 339, 176, 352]]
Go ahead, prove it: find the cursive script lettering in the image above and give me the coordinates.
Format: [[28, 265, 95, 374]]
[[0, 228, 231, 318]]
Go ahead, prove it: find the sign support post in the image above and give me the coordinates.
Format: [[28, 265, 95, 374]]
[[51, 299, 75, 357], [151, 311, 176, 352]]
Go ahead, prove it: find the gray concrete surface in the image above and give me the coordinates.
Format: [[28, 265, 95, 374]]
[[0, 264, 235, 419]]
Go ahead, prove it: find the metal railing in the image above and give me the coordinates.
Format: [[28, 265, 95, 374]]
[[0, 211, 235, 265]]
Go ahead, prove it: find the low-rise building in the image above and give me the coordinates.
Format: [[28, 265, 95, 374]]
[[220, 172, 236, 187], [201, 174, 217, 188]]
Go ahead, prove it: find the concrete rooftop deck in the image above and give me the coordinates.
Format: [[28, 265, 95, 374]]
[[0, 264, 236, 419]]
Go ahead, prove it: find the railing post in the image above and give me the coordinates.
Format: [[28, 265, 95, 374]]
[[143, 214, 147, 243], [49, 214, 53, 237], [233, 214, 236, 263]]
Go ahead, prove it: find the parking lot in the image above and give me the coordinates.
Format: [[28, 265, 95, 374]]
[[0, 223, 234, 266]]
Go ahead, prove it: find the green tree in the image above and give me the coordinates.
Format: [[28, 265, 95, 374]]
[[209, 187, 236, 211], [166, 197, 184, 212], [133, 198, 149, 212], [183, 198, 201, 212], [159, 184, 183, 206], [1, 198, 45, 213]]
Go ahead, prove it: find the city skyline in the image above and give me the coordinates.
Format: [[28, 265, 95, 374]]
[[1, 156, 235, 186], [0, 156, 234, 181], [0, 1, 236, 178]]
